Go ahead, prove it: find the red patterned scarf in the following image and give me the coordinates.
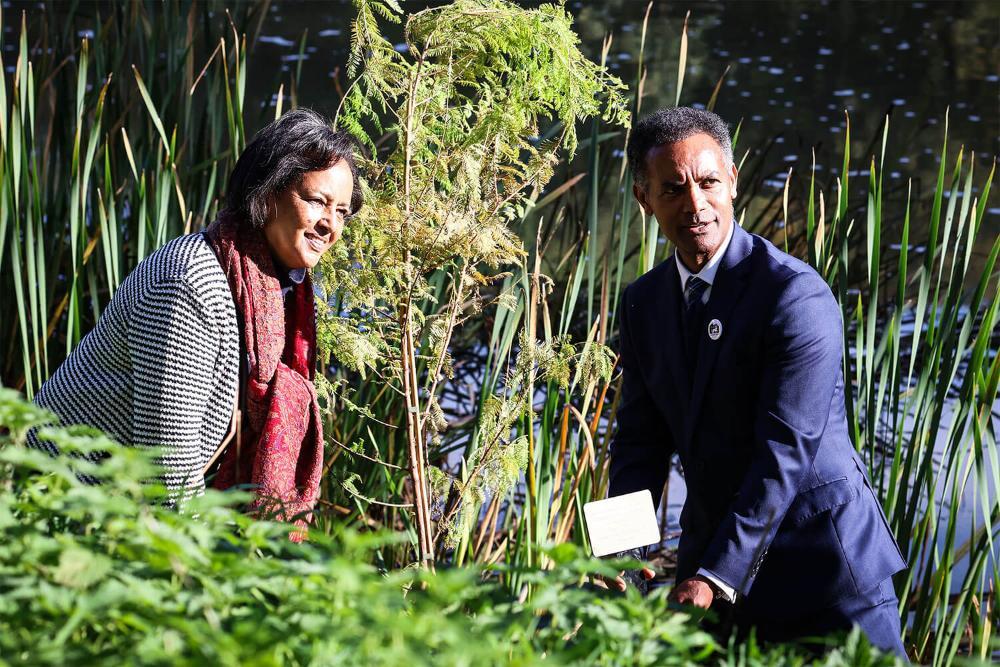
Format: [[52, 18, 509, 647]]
[[205, 212, 323, 538]]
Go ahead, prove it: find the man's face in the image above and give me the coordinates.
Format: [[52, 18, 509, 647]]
[[633, 132, 738, 272]]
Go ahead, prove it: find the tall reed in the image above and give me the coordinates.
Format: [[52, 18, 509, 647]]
[[0, 1, 278, 395]]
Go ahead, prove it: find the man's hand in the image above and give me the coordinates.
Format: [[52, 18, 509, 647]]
[[595, 567, 655, 592], [669, 575, 716, 609]]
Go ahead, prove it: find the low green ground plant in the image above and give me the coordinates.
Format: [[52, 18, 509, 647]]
[[0, 389, 908, 666]]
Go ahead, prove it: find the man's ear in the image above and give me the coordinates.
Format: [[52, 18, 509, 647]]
[[729, 162, 739, 199], [633, 182, 653, 215]]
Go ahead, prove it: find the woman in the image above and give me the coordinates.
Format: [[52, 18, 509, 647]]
[[32, 109, 361, 527]]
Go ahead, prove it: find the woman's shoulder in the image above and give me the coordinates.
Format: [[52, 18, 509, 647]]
[[108, 233, 236, 331], [139, 232, 222, 279], [126, 233, 230, 299]]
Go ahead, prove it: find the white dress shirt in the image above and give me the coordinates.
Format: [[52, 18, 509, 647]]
[[675, 221, 739, 603]]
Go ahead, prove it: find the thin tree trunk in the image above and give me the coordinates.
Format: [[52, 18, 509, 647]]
[[400, 313, 434, 563], [399, 41, 436, 565]]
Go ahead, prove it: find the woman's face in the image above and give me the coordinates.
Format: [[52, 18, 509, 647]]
[[263, 160, 354, 269]]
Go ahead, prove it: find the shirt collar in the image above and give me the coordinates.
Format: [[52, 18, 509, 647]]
[[276, 264, 307, 290], [675, 220, 736, 290]]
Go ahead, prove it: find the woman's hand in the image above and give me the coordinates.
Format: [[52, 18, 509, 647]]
[[594, 566, 655, 592]]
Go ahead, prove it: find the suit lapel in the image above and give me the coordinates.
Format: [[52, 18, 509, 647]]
[[685, 224, 755, 445]]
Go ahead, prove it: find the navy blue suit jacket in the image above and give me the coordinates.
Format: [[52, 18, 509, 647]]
[[609, 223, 906, 619]]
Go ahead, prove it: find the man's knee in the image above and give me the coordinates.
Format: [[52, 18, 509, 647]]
[[848, 578, 907, 660]]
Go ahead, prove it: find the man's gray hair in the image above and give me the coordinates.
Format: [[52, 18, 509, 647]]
[[626, 107, 733, 188]]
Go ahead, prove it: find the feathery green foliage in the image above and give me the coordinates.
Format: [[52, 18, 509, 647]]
[[316, 0, 628, 561]]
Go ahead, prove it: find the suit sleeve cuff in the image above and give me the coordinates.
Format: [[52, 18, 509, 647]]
[[696, 567, 737, 603]]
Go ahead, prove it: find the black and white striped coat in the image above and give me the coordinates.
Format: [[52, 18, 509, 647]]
[[31, 233, 240, 501]]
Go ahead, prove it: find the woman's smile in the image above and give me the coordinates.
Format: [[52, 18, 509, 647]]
[[304, 229, 332, 255]]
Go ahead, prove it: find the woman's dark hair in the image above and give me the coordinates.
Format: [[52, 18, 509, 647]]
[[223, 108, 363, 227], [626, 107, 733, 189]]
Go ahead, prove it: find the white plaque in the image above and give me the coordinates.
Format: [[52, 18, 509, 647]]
[[583, 490, 661, 557]]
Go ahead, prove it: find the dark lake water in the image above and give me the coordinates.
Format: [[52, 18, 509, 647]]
[[237, 0, 999, 257], [14, 1, 996, 252]]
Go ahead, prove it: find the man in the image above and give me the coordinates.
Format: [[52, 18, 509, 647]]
[[607, 107, 907, 657]]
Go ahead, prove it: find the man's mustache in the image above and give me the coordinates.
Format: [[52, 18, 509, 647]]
[[680, 216, 716, 226]]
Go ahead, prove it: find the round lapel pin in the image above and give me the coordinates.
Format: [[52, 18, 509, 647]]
[[707, 319, 722, 340]]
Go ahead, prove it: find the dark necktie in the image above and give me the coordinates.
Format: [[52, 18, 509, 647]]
[[682, 276, 709, 366], [684, 276, 709, 313]]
